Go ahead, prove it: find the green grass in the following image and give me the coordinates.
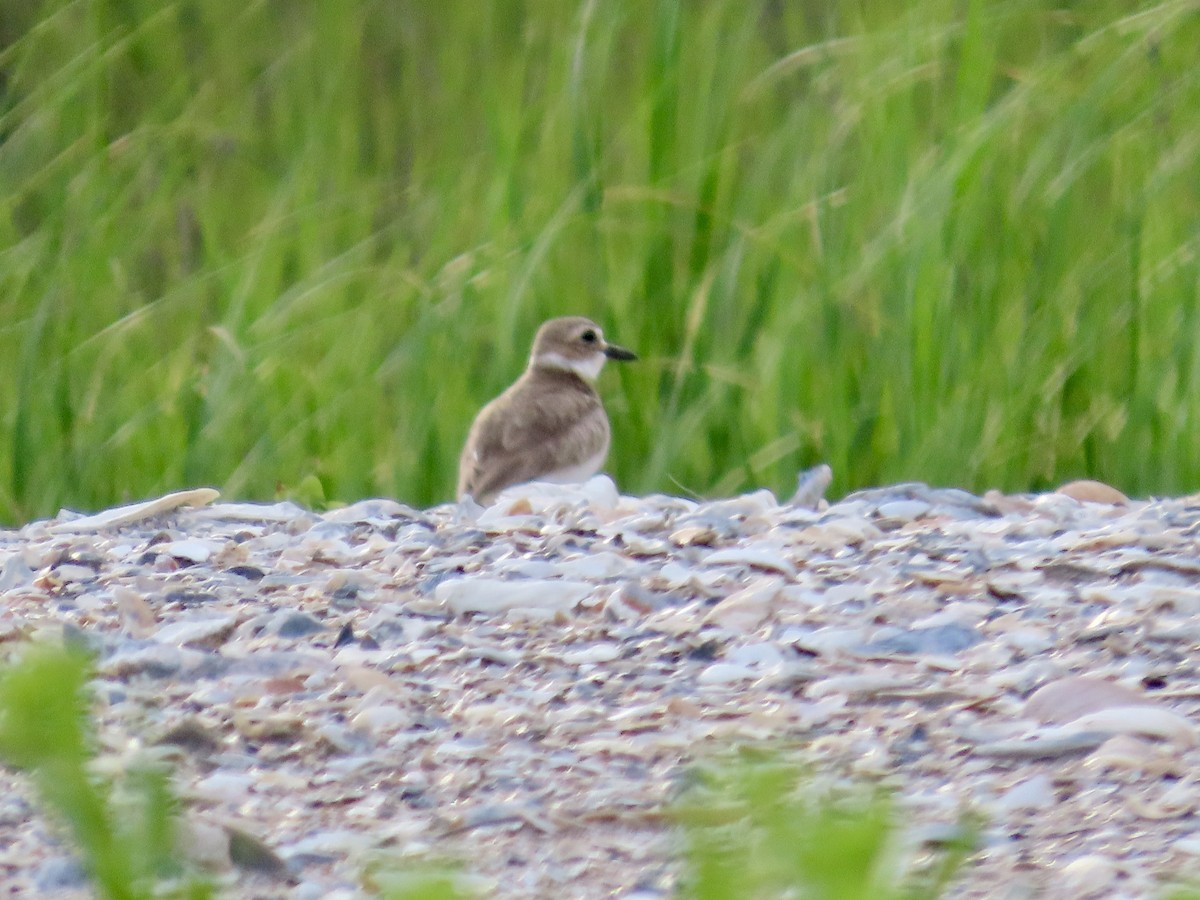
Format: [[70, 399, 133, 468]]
[[674, 750, 976, 899], [1, 0, 1198, 522]]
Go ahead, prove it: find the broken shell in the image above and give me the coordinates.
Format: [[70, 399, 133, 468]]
[[1024, 675, 1150, 724]]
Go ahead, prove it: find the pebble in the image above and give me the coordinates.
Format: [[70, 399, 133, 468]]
[[193, 772, 257, 803], [697, 662, 759, 685], [273, 612, 326, 638], [154, 614, 238, 648], [435, 577, 594, 616], [860, 622, 981, 656], [993, 774, 1055, 813], [0, 475, 1197, 898], [157, 538, 222, 563], [33, 857, 87, 892]]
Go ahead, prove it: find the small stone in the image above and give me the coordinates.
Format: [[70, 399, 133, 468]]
[[697, 662, 758, 685], [233, 709, 306, 741], [227, 565, 266, 580], [99, 644, 202, 679], [562, 644, 622, 665], [273, 612, 326, 638], [112, 586, 157, 635], [155, 613, 238, 649], [194, 771, 257, 803], [702, 546, 797, 577], [158, 538, 221, 563], [1065, 706, 1198, 747], [789, 464, 832, 509], [34, 857, 87, 892], [861, 622, 980, 656], [995, 774, 1055, 813], [163, 590, 219, 605], [436, 577, 593, 616], [972, 731, 1109, 760], [227, 826, 289, 877], [0, 552, 36, 591], [703, 579, 783, 632], [1060, 854, 1120, 895], [181, 817, 233, 871], [1057, 479, 1129, 505], [875, 499, 931, 524], [1024, 675, 1150, 724], [156, 718, 223, 754]]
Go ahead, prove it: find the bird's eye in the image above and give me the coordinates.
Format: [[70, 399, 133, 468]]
[[580, 330, 597, 343]]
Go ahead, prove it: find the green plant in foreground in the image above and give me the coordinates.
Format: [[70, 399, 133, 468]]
[[366, 860, 473, 900], [674, 751, 975, 900], [0, 645, 211, 900]]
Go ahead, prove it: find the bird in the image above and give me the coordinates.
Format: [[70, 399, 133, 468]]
[[457, 316, 637, 505]]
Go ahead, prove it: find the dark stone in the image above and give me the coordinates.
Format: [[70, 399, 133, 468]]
[[50, 551, 104, 571], [861, 622, 981, 656], [156, 718, 222, 754], [227, 565, 266, 581], [686, 639, 721, 662], [358, 633, 380, 650], [227, 827, 288, 877], [164, 590, 218, 605], [274, 613, 325, 639]]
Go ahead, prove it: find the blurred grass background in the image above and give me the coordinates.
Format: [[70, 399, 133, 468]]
[[0, 0, 1197, 522]]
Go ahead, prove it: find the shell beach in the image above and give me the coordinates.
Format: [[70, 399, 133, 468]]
[[1, 477, 1198, 897]]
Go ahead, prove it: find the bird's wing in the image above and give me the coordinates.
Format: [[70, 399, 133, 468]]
[[458, 378, 609, 502]]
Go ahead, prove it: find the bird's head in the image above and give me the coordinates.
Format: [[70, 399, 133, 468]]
[[529, 316, 637, 381]]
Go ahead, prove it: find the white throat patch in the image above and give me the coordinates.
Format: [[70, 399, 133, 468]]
[[535, 351, 606, 381]]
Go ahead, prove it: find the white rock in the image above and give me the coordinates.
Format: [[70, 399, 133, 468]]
[[697, 662, 758, 685], [1173, 835, 1200, 855], [702, 546, 797, 577], [158, 539, 221, 563], [351, 704, 409, 731], [0, 552, 36, 591], [704, 579, 783, 632], [1024, 675, 1150, 724], [48, 488, 220, 532], [655, 561, 701, 590], [725, 642, 786, 669], [995, 774, 1055, 813], [562, 644, 622, 665], [789, 627, 869, 656], [192, 501, 310, 523], [52, 564, 97, 583], [1060, 854, 1120, 895], [193, 772, 256, 803], [875, 500, 931, 522], [705, 489, 779, 517], [497, 559, 559, 579], [1063, 706, 1198, 747], [435, 577, 593, 615], [554, 552, 636, 580], [799, 517, 882, 548], [322, 498, 416, 523], [154, 614, 238, 649]]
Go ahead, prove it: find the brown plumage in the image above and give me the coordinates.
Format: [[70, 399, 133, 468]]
[[457, 317, 636, 504]]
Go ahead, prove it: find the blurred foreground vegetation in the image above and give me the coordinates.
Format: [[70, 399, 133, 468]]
[[1, 0, 1197, 522]]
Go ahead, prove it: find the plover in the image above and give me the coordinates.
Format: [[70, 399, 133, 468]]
[[457, 316, 637, 504]]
